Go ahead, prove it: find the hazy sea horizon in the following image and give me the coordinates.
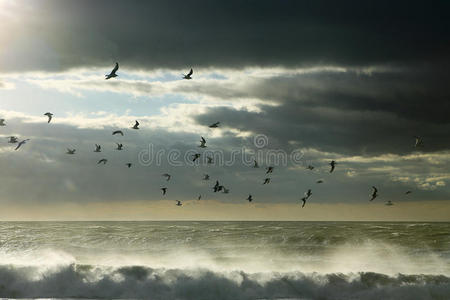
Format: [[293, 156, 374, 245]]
[[0, 221, 449, 299]]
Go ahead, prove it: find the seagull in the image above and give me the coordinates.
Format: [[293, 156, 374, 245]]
[[246, 194, 253, 202], [116, 143, 123, 150], [0, 119, 6, 126], [192, 153, 201, 162], [209, 122, 220, 128], [263, 178, 271, 185], [112, 130, 124, 136], [176, 200, 182, 206], [132, 120, 139, 130], [94, 144, 101, 152], [203, 174, 210, 180], [66, 148, 76, 155], [385, 200, 394, 206], [266, 166, 274, 174], [207, 156, 213, 164], [7, 136, 18, 143], [14, 139, 30, 150], [161, 188, 167, 195], [198, 194, 202, 200], [253, 160, 259, 168], [199, 136, 207, 148], [405, 191, 412, 195], [301, 197, 307, 208], [97, 158, 107, 164], [182, 68, 193, 80], [329, 160, 337, 173], [126, 163, 132, 168], [223, 187, 230, 194], [105, 62, 119, 80], [306, 165, 315, 170], [370, 186, 378, 201], [162, 173, 171, 181], [213, 180, 220, 192], [414, 136, 423, 148], [44, 112, 53, 123], [316, 180, 324, 184], [305, 189, 312, 199]]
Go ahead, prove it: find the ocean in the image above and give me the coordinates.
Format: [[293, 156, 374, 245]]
[[0, 221, 449, 299]]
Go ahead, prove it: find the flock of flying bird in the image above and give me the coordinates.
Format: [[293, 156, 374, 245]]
[[0, 62, 422, 207]]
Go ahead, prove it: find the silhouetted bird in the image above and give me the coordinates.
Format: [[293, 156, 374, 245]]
[[329, 160, 337, 173], [116, 143, 123, 150], [247, 194, 253, 202], [176, 200, 182, 206], [94, 144, 101, 152], [112, 130, 124, 136], [301, 197, 307, 208], [132, 120, 139, 129], [161, 188, 167, 195], [105, 62, 119, 79], [199, 136, 207, 148], [192, 153, 201, 162], [370, 186, 378, 201], [7, 136, 18, 143], [126, 163, 132, 168], [266, 166, 274, 174], [305, 189, 312, 199], [14, 139, 30, 150], [209, 122, 220, 128], [263, 178, 271, 185], [405, 191, 412, 195], [414, 136, 423, 147], [44, 112, 53, 123], [183, 68, 193, 80], [316, 180, 324, 184], [66, 148, 76, 155], [97, 158, 107, 165]]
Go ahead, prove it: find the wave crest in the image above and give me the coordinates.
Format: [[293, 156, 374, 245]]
[[0, 264, 449, 300]]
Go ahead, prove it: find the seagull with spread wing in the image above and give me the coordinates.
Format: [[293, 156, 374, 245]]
[[199, 136, 207, 148], [209, 122, 220, 128], [132, 120, 139, 129], [112, 130, 124, 136], [105, 62, 119, 79], [44, 112, 53, 123], [183, 68, 193, 79], [370, 186, 378, 201], [15, 139, 30, 150]]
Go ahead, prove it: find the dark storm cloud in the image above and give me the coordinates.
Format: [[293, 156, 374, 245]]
[[2, 0, 450, 72], [194, 68, 450, 156]]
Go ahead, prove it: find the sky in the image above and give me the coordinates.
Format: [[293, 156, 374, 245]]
[[0, 0, 449, 221]]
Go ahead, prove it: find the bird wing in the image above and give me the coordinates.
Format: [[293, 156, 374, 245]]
[[135, 120, 139, 126], [112, 62, 119, 73], [201, 137, 206, 143], [372, 186, 378, 193], [188, 68, 193, 76]]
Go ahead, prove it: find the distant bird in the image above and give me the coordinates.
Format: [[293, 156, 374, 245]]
[[112, 130, 124, 136], [301, 197, 307, 208], [253, 160, 259, 168], [66, 148, 76, 155], [316, 180, 324, 184], [405, 191, 412, 195], [116, 143, 123, 150], [105, 62, 119, 80], [94, 144, 101, 152], [223, 187, 230, 194], [44, 112, 53, 123], [370, 186, 378, 201], [162, 173, 171, 181], [207, 156, 213, 164], [14, 139, 30, 150], [217, 185, 224, 192], [176, 200, 182, 206], [385, 200, 394, 206], [414, 136, 423, 148], [329, 160, 337, 173], [132, 120, 139, 130], [0, 119, 6, 126], [246, 194, 253, 202], [97, 158, 107, 165], [126, 163, 132, 168], [266, 166, 274, 174], [199, 136, 207, 148], [183, 68, 193, 80], [161, 188, 167, 195], [198, 194, 202, 200], [209, 122, 220, 128], [305, 189, 312, 199], [306, 165, 315, 170], [203, 174, 210, 180], [7, 136, 18, 143], [192, 153, 201, 162], [213, 180, 220, 192], [263, 178, 271, 185]]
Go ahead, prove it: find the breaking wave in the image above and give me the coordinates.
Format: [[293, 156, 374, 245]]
[[0, 264, 449, 300]]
